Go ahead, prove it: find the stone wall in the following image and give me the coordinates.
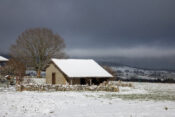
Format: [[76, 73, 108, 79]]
[[16, 84, 119, 92]]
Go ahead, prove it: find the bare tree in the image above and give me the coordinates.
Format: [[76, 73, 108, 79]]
[[0, 58, 26, 84], [10, 28, 67, 77], [103, 66, 117, 80]]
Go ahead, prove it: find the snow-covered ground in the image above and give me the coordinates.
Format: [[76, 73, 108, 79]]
[[22, 78, 46, 85], [0, 82, 175, 117]]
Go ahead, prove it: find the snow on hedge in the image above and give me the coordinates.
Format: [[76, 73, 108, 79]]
[[22, 78, 46, 85]]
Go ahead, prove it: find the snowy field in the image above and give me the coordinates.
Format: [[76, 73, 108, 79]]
[[0, 82, 175, 117]]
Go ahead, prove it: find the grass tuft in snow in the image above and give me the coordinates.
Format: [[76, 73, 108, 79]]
[[97, 93, 175, 101]]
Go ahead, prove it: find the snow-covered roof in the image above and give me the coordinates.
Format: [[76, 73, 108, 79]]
[[0, 56, 8, 61], [51, 59, 113, 78]]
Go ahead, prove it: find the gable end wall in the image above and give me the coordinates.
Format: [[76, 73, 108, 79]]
[[46, 63, 68, 85]]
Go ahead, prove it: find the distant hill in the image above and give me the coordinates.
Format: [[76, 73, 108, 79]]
[[95, 59, 175, 83], [94, 57, 175, 71]]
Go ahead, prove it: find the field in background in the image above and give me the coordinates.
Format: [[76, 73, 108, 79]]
[[111, 66, 175, 83]]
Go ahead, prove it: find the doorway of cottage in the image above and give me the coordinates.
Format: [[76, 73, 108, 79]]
[[52, 73, 56, 84]]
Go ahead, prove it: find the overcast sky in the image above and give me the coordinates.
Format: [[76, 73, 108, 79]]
[[0, 0, 175, 69]]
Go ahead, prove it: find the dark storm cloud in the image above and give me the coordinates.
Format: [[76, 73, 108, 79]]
[[0, 0, 175, 68]]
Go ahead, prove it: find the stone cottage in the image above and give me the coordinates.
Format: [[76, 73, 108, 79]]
[[46, 59, 113, 85]]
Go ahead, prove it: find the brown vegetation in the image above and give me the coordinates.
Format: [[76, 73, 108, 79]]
[[0, 58, 26, 84], [103, 66, 117, 81], [103, 66, 117, 77], [115, 80, 133, 87]]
